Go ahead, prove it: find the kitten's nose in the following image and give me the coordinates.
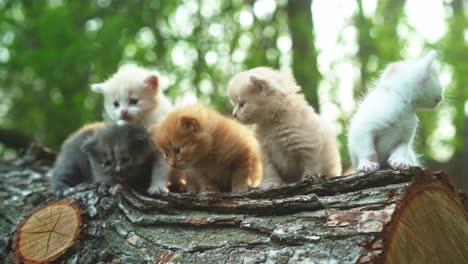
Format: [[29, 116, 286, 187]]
[[121, 109, 129, 119], [169, 160, 177, 168]]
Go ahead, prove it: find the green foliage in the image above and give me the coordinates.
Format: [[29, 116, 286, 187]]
[[437, 0, 468, 155]]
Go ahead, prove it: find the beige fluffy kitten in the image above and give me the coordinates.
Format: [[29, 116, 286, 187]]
[[228, 67, 341, 187]]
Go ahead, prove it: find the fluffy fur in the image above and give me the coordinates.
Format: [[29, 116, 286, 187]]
[[91, 64, 172, 128], [151, 104, 263, 193], [227, 67, 341, 186], [52, 123, 168, 194], [348, 51, 443, 172]]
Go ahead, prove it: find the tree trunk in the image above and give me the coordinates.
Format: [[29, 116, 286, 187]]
[[287, 0, 321, 112], [353, 0, 377, 97], [374, 0, 406, 66], [1, 145, 467, 263]]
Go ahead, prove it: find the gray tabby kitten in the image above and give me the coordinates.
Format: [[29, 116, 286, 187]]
[[52, 122, 158, 193]]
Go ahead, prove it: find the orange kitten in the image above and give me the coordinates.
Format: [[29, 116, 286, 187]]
[[227, 67, 341, 187], [150, 104, 262, 193]]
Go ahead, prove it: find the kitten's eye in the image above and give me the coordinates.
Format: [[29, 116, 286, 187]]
[[174, 147, 181, 154], [129, 98, 139, 105], [113, 101, 120, 108], [239, 101, 246, 108]]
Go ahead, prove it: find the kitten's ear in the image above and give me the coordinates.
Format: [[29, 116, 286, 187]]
[[420, 50, 437, 80], [81, 138, 97, 154], [178, 116, 199, 132], [144, 74, 159, 93], [249, 75, 270, 93], [421, 51, 436, 70], [423, 50, 437, 64], [90, 83, 107, 93]]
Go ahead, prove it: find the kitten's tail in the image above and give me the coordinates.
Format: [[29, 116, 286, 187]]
[[322, 136, 342, 177], [249, 155, 263, 188]]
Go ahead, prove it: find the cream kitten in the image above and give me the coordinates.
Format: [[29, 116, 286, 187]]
[[348, 51, 443, 172], [91, 64, 173, 127], [227, 67, 342, 187], [91, 64, 173, 193]]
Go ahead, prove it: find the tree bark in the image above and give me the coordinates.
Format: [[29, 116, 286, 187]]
[[1, 146, 467, 263], [287, 0, 321, 111]]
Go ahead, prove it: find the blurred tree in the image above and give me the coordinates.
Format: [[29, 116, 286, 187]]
[[374, 0, 406, 67], [353, 0, 406, 97], [437, 0, 468, 188], [441, 0, 467, 157], [244, 1, 283, 70], [353, 0, 377, 97], [0, 0, 175, 149], [287, 0, 320, 111]]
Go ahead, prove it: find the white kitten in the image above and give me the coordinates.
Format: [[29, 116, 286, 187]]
[[348, 51, 443, 173], [228, 67, 342, 187], [91, 64, 173, 194], [91, 64, 172, 128]]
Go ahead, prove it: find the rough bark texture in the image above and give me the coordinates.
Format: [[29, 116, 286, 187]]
[[1, 145, 467, 263]]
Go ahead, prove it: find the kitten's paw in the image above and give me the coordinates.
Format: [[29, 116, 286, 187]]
[[357, 160, 380, 173], [231, 185, 249, 193], [388, 157, 412, 170], [259, 181, 282, 190], [147, 183, 169, 195]]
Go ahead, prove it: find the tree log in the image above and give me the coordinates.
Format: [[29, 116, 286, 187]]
[[13, 200, 81, 264], [0, 146, 467, 263]]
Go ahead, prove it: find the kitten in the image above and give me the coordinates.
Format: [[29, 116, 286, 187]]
[[150, 104, 263, 193], [52, 123, 166, 194], [348, 51, 443, 172], [91, 64, 173, 127], [227, 67, 342, 187]]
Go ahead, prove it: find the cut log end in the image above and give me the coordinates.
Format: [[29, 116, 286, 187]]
[[14, 200, 81, 264], [382, 176, 468, 263]]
